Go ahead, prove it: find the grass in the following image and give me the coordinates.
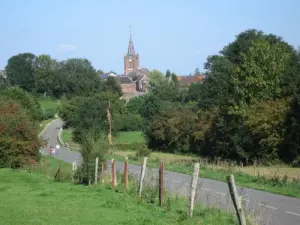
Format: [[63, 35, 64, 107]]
[[38, 97, 59, 112], [114, 131, 145, 144], [0, 157, 236, 225], [61, 129, 146, 149]]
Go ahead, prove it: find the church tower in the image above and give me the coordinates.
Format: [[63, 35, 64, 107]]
[[124, 28, 139, 76]]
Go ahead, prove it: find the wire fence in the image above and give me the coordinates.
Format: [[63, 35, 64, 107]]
[[25, 154, 285, 225]]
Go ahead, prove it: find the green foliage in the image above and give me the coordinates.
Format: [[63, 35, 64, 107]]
[[59, 93, 125, 143], [147, 69, 165, 88], [115, 114, 144, 131], [147, 105, 197, 153], [77, 130, 108, 184], [56, 58, 102, 98], [102, 76, 122, 97], [5, 53, 36, 92], [0, 87, 43, 121], [0, 96, 41, 168], [135, 144, 152, 159]]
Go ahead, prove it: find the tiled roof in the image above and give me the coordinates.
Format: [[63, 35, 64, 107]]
[[177, 75, 204, 85]]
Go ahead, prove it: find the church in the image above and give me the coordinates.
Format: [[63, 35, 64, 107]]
[[112, 30, 150, 100], [99, 30, 205, 100]]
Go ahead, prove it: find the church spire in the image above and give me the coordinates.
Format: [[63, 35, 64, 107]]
[[127, 26, 135, 55]]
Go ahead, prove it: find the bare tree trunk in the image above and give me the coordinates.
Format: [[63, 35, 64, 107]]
[[188, 163, 200, 217], [138, 157, 147, 197], [227, 175, 246, 225]]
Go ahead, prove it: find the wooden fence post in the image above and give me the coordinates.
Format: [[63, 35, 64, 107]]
[[138, 157, 147, 197], [188, 163, 200, 217], [95, 157, 99, 184], [101, 162, 104, 185], [227, 175, 246, 225], [111, 159, 115, 189], [124, 157, 128, 192], [159, 161, 164, 206], [72, 161, 77, 182]]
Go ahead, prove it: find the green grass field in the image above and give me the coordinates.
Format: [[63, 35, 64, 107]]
[[61, 129, 145, 148], [114, 131, 145, 144], [0, 157, 236, 225], [38, 98, 59, 112]]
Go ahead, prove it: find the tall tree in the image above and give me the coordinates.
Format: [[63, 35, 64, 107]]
[[5, 53, 36, 92], [56, 58, 101, 97], [33, 54, 58, 96]]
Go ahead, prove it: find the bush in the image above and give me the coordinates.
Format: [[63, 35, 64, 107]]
[[135, 144, 152, 159], [0, 87, 43, 122], [0, 97, 42, 168], [116, 114, 144, 131], [42, 108, 56, 120], [113, 143, 146, 151], [76, 130, 108, 184]]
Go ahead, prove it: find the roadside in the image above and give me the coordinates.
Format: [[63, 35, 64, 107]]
[[60, 126, 300, 198]]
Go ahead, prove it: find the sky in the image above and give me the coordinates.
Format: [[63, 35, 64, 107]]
[[0, 0, 299, 75]]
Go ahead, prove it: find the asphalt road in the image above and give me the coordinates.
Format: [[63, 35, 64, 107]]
[[41, 119, 300, 225]]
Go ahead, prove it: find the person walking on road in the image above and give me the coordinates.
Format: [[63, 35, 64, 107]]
[[55, 144, 60, 155]]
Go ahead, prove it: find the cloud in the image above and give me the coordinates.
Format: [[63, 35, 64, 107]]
[[58, 44, 77, 52]]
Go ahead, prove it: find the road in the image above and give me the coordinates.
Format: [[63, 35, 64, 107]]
[[41, 119, 300, 225]]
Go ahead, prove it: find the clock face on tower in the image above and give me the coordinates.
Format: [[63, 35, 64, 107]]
[[129, 58, 132, 62]]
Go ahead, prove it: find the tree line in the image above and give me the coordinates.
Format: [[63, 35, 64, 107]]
[[1, 28, 300, 169], [136, 29, 300, 166]]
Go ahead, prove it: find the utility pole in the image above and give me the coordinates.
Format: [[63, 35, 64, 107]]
[[107, 100, 112, 145]]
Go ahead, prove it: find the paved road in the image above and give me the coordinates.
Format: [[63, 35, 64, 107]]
[[41, 119, 300, 225]]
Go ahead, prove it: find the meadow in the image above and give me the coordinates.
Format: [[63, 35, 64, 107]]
[[0, 157, 236, 225]]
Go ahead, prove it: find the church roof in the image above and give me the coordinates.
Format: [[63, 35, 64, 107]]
[[127, 68, 149, 81], [116, 76, 134, 84], [177, 75, 204, 85]]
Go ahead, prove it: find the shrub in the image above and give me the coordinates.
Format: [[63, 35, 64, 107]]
[[0, 87, 43, 121], [0, 97, 42, 168], [42, 108, 56, 120], [135, 144, 152, 159], [76, 130, 108, 184]]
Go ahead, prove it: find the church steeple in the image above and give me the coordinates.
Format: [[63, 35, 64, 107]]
[[127, 26, 135, 56], [124, 26, 139, 76]]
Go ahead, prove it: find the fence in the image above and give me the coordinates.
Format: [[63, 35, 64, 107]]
[[66, 156, 284, 225], [30, 155, 282, 225]]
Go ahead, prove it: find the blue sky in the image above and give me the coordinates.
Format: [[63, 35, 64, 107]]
[[0, 0, 299, 75]]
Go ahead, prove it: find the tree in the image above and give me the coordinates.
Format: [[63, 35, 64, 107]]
[[166, 69, 171, 78], [147, 69, 165, 88], [5, 53, 36, 92], [194, 68, 200, 76], [33, 54, 58, 96], [102, 76, 122, 97], [0, 96, 41, 168], [227, 38, 293, 115], [147, 106, 197, 153], [56, 58, 101, 98], [0, 87, 43, 121]]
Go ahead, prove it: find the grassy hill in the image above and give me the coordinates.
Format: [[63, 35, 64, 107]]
[[0, 159, 236, 225]]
